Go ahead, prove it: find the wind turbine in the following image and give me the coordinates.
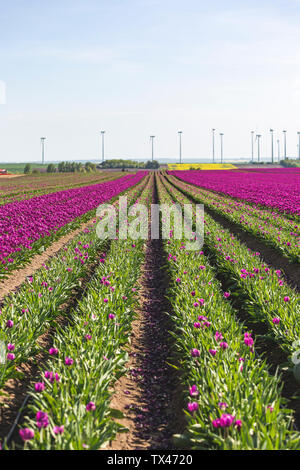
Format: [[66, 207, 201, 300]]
[[270, 129, 274, 163], [220, 133, 224, 163], [101, 131, 105, 162], [150, 135, 155, 161], [277, 139, 280, 163], [277, 139, 280, 162], [212, 128, 216, 163], [178, 131, 183, 164], [40, 137, 46, 165], [283, 130, 287, 159], [256, 134, 261, 162]]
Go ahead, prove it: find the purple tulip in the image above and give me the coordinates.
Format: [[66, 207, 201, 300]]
[[189, 385, 199, 397], [53, 425, 64, 435], [169, 169, 300, 216], [49, 347, 59, 356], [187, 402, 199, 413], [191, 349, 200, 357], [19, 428, 34, 441], [34, 382, 45, 392], [86, 401, 96, 412]]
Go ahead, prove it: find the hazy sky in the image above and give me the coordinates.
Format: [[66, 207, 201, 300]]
[[1, 0, 300, 162]]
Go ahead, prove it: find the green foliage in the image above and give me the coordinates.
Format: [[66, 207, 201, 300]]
[[99, 159, 148, 169], [84, 162, 96, 173], [46, 164, 56, 173], [57, 162, 85, 173], [165, 174, 300, 356], [15, 176, 153, 449], [0, 163, 46, 174], [24, 163, 31, 174], [157, 173, 300, 450], [145, 160, 159, 169], [280, 158, 300, 168]]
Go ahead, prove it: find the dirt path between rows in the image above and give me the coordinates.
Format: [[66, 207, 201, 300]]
[[0, 217, 97, 303], [105, 239, 184, 450], [105, 181, 184, 450]]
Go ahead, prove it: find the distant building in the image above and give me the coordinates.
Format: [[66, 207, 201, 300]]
[[0, 169, 7, 174]]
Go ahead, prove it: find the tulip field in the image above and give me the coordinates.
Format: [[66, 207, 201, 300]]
[[0, 167, 299, 451], [0, 172, 146, 278]]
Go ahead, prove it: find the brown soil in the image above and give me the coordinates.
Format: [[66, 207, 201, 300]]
[[0, 175, 22, 178], [105, 239, 184, 450]]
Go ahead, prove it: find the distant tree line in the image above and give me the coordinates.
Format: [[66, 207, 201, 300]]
[[280, 158, 300, 168], [46, 161, 98, 173], [145, 160, 160, 169], [23, 164, 39, 175], [98, 159, 159, 169], [56, 161, 97, 173], [23, 159, 160, 175], [46, 164, 56, 173]]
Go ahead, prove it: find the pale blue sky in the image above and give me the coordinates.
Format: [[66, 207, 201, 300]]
[[1, 0, 300, 162]]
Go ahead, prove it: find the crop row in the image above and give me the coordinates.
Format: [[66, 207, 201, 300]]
[[156, 172, 300, 449], [160, 173, 300, 360], [0, 174, 150, 390], [0, 172, 147, 279], [169, 169, 300, 217], [0, 172, 124, 205], [13, 175, 154, 449], [165, 174, 299, 263]]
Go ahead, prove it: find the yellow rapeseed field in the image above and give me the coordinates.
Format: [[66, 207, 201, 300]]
[[167, 163, 237, 170]]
